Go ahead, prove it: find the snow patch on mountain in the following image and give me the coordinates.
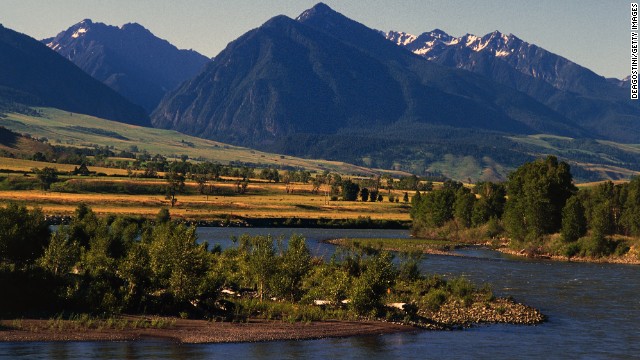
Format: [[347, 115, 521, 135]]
[[71, 28, 87, 38]]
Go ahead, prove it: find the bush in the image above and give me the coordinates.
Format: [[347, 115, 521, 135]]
[[423, 288, 447, 312], [0, 176, 40, 190]]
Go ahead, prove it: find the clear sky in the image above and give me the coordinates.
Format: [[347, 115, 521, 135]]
[[0, 0, 631, 79]]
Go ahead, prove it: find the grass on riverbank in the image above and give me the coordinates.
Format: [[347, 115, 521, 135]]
[[326, 238, 462, 253], [1, 314, 175, 332]]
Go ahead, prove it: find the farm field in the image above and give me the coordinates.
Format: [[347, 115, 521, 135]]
[[0, 177, 412, 222]]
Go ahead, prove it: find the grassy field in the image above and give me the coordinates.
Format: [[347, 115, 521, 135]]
[[0, 157, 133, 176], [0, 176, 413, 221], [1, 108, 409, 177]]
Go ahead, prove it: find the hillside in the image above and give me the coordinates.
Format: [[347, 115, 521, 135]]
[[43, 20, 210, 113], [0, 108, 407, 176], [152, 4, 583, 146], [150, 3, 640, 181], [0, 24, 149, 126]]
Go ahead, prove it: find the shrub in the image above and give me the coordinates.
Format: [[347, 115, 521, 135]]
[[423, 288, 447, 312]]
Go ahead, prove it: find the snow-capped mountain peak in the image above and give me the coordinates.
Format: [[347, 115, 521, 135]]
[[387, 28, 529, 64]]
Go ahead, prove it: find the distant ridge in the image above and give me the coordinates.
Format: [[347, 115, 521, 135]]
[[387, 28, 640, 143], [0, 23, 149, 126], [43, 19, 210, 113]]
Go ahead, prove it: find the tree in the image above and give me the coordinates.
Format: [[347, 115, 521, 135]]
[[194, 174, 208, 194], [156, 208, 171, 224], [620, 177, 640, 236], [412, 188, 456, 230], [360, 188, 370, 202], [271, 235, 311, 302], [165, 170, 185, 207], [260, 168, 280, 183], [350, 251, 396, 315], [341, 180, 360, 201], [33, 167, 58, 191], [246, 235, 276, 301], [0, 204, 50, 266], [503, 156, 576, 241], [39, 230, 80, 276], [560, 195, 586, 242], [148, 223, 214, 304], [454, 188, 475, 228]]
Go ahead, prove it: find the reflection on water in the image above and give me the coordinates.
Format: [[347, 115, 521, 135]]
[[2, 228, 639, 359]]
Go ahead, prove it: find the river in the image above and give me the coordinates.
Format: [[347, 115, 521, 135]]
[[2, 228, 639, 359]]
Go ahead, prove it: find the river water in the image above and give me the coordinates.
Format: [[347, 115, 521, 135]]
[[2, 228, 639, 359]]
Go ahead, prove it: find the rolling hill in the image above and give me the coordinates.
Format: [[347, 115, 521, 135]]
[[0, 107, 407, 176]]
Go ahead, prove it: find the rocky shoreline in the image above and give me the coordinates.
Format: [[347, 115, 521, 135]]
[[0, 301, 544, 344]]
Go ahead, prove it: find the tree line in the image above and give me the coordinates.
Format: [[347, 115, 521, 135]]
[[411, 156, 640, 258], [0, 204, 490, 322]]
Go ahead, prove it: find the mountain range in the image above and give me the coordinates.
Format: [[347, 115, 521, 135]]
[[149, 3, 640, 181], [151, 3, 585, 145], [43, 20, 210, 113], [386, 28, 640, 143], [0, 23, 149, 126], [1, 3, 638, 181]]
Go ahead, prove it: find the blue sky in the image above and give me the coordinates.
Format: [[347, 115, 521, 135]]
[[0, 0, 630, 79]]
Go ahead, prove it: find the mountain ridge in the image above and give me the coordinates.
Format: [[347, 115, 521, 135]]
[[152, 3, 586, 144], [386, 28, 640, 142], [43, 19, 210, 113], [0, 23, 149, 126]]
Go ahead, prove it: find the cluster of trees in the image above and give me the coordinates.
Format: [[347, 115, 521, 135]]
[[411, 156, 640, 258], [0, 204, 486, 320], [411, 179, 505, 233]]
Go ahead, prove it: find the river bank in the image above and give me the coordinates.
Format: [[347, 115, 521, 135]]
[[325, 237, 640, 265], [0, 317, 415, 344], [494, 246, 640, 265], [44, 214, 411, 230]]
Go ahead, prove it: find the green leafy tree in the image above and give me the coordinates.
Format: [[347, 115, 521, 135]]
[[561, 195, 587, 242], [33, 167, 58, 191], [0, 204, 50, 266], [413, 188, 456, 230], [454, 188, 475, 228], [341, 180, 360, 201], [156, 208, 171, 224], [39, 230, 80, 276], [165, 170, 185, 207], [360, 187, 370, 202], [148, 223, 214, 304], [349, 251, 396, 316], [620, 177, 640, 236], [271, 235, 311, 302], [245, 235, 276, 301], [503, 156, 576, 241]]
